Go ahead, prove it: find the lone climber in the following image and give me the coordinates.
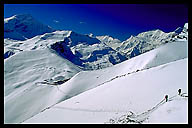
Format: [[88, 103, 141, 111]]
[[178, 89, 181, 95], [165, 95, 168, 102]]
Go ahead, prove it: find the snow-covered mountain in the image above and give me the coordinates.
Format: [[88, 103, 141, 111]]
[[4, 14, 188, 124], [4, 30, 127, 70], [114, 23, 188, 59], [116, 30, 175, 58], [23, 39, 188, 124], [174, 23, 188, 41], [4, 14, 188, 70], [4, 28, 188, 123], [4, 14, 127, 69], [50, 31, 127, 70], [96, 35, 122, 50], [4, 48, 82, 123], [4, 14, 54, 40], [4, 30, 71, 59]]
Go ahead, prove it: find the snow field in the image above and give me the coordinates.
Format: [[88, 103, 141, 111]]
[[24, 58, 187, 123]]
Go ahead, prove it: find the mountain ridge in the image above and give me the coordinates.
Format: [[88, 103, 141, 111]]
[[4, 14, 55, 41]]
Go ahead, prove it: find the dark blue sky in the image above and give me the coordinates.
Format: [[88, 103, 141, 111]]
[[4, 4, 188, 41]]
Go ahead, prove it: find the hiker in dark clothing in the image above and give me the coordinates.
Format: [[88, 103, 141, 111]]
[[165, 95, 168, 102], [178, 89, 181, 95]]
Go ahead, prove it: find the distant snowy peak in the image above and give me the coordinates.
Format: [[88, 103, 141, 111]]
[[182, 23, 188, 34], [4, 14, 54, 40], [116, 28, 181, 58], [88, 33, 94, 37], [96, 35, 121, 50], [39, 30, 71, 41], [66, 31, 100, 47], [96, 35, 121, 43], [174, 23, 188, 35], [174, 23, 188, 41], [137, 29, 170, 40], [50, 32, 127, 70], [184, 23, 188, 30]]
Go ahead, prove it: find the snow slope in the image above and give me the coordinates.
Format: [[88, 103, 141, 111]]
[[23, 39, 187, 123], [24, 58, 188, 124], [4, 48, 82, 123], [4, 31, 187, 124], [143, 95, 188, 124], [4, 14, 54, 40]]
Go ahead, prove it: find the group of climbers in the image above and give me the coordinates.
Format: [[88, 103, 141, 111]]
[[164, 88, 182, 102]]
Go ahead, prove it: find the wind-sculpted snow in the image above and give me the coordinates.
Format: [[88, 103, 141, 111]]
[[4, 14, 54, 40]]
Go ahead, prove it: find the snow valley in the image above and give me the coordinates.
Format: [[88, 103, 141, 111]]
[[4, 14, 188, 124]]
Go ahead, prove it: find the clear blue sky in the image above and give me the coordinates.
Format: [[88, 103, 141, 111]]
[[4, 4, 188, 41]]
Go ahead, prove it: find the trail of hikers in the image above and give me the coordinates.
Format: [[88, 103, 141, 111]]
[[107, 92, 188, 124]]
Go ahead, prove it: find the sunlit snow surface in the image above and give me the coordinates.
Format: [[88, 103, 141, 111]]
[[24, 58, 188, 124], [23, 40, 187, 124]]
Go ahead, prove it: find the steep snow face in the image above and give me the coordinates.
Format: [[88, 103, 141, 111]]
[[96, 35, 122, 50], [4, 48, 82, 123], [50, 32, 127, 70], [117, 29, 177, 58], [4, 14, 54, 40]]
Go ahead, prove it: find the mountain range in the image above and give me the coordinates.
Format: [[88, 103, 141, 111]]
[[4, 14, 188, 124], [4, 14, 188, 70]]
